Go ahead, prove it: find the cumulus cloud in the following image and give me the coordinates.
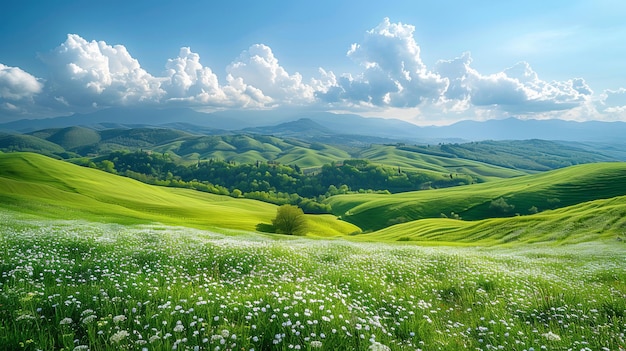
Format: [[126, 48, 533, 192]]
[[0, 63, 45, 116], [0, 63, 43, 100], [42, 34, 163, 107], [163, 47, 221, 99], [434, 53, 593, 115], [226, 44, 315, 105], [1, 21, 623, 124], [162, 47, 253, 107], [319, 18, 448, 108]]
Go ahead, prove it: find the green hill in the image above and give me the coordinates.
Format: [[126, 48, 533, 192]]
[[326, 162, 626, 231], [30, 126, 101, 150], [151, 134, 352, 166], [0, 134, 66, 156], [10, 125, 620, 176], [356, 144, 526, 179], [361, 194, 626, 245], [0, 152, 358, 236], [395, 139, 616, 171]]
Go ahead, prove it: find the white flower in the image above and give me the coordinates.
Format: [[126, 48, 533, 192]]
[[113, 315, 127, 324], [59, 317, 73, 325], [82, 315, 97, 324], [369, 341, 391, 351], [110, 330, 130, 343], [310, 340, 323, 348], [542, 331, 561, 341]]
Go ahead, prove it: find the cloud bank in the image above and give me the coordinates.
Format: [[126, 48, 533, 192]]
[[1, 18, 624, 124]]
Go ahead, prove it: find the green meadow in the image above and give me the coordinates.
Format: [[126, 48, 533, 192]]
[[1, 212, 625, 351], [1, 152, 625, 350], [326, 162, 626, 231], [0, 152, 358, 237]]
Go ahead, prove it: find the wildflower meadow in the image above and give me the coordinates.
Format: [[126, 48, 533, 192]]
[[1, 213, 625, 350]]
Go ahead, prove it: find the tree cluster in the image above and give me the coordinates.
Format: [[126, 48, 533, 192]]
[[78, 151, 475, 213]]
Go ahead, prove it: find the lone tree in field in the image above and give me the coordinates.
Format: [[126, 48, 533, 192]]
[[489, 197, 515, 215], [272, 204, 307, 235]]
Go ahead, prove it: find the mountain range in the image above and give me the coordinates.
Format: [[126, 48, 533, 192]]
[[2, 107, 626, 144]]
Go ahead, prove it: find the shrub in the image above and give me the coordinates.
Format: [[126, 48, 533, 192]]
[[272, 204, 307, 235]]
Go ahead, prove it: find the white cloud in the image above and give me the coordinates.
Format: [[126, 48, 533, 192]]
[[597, 88, 626, 118], [0, 63, 44, 117], [319, 18, 448, 108], [163, 47, 221, 99], [226, 44, 315, 105], [1, 22, 624, 125], [42, 34, 163, 107], [0, 63, 43, 100], [434, 53, 593, 116], [162, 47, 252, 107]]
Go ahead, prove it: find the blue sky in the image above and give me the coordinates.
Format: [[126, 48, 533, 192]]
[[1, 0, 625, 125]]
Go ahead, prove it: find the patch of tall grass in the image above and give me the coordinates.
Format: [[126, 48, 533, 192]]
[[1, 212, 624, 350]]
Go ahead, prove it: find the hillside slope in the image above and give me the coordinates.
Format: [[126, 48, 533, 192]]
[[363, 195, 626, 245], [326, 162, 626, 231], [0, 152, 358, 236]]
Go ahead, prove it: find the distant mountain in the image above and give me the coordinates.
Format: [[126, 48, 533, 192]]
[[0, 107, 232, 132], [243, 118, 335, 138], [424, 117, 626, 143], [2, 107, 626, 144]]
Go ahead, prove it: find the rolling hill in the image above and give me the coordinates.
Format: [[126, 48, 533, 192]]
[[359, 194, 626, 245], [4, 124, 620, 178], [0, 152, 359, 236], [2, 152, 625, 245], [326, 162, 626, 231], [0, 133, 66, 156]]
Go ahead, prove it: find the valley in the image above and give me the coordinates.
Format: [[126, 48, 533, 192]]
[[1, 112, 625, 351]]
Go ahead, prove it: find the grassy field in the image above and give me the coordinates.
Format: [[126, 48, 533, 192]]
[[0, 152, 359, 237], [361, 195, 626, 245], [355, 145, 527, 180], [1, 212, 624, 351], [326, 162, 626, 231], [1, 151, 625, 350]]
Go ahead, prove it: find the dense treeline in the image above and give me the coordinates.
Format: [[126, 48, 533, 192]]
[[76, 150, 474, 213], [397, 140, 611, 171]]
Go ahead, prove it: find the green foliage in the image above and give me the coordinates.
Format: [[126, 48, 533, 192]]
[[489, 197, 515, 215], [85, 151, 484, 214], [398, 139, 616, 171], [272, 204, 307, 235]]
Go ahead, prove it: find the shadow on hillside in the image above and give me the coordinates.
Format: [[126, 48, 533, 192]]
[[256, 223, 275, 233]]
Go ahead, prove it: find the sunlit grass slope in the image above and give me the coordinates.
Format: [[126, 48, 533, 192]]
[[327, 162, 626, 231], [362, 195, 626, 245], [0, 152, 359, 235], [151, 134, 351, 166], [357, 145, 527, 179]]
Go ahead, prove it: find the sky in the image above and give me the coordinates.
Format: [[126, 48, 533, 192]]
[[1, 0, 625, 126]]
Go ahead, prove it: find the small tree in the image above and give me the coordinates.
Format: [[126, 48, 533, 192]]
[[272, 204, 307, 235], [490, 197, 515, 215]]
